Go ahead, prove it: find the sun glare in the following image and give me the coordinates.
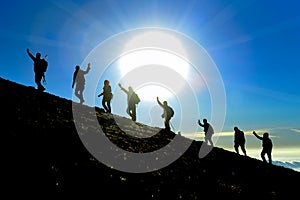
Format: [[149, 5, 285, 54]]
[[119, 49, 189, 78], [135, 84, 175, 101], [118, 30, 190, 101]]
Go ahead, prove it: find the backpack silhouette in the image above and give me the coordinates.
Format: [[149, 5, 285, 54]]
[[39, 57, 48, 73], [166, 106, 174, 118], [130, 92, 140, 104]]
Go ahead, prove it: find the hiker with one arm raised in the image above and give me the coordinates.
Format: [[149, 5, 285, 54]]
[[157, 97, 174, 131], [118, 83, 140, 121], [98, 80, 113, 113], [72, 63, 91, 104], [198, 118, 214, 146], [26, 48, 48, 91], [253, 131, 273, 164]]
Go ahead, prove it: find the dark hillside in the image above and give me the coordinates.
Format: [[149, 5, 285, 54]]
[[1, 77, 299, 199]]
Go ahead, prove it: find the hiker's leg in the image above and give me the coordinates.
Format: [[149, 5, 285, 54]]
[[107, 99, 111, 113], [75, 84, 83, 102], [131, 106, 136, 121], [80, 86, 85, 103], [204, 136, 208, 144], [208, 136, 213, 146], [267, 151, 272, 164], [261, 151, 267, 163], [234, 144, 239, 154], [126, 107, 131, 117], [102, 99, 109, 112], [35, 73, 43, 90], [165, 117, 170, 131], [79, 90, 83, 104], [74, 87, 80, 99], [241, 144, 247, 156]]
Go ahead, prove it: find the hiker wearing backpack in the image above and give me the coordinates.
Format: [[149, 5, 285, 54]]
[[157, 97, 174, 131], [118, 83, 140, 121], [198, 118, 214, 146], [252, 131, 273, 164], [26, 48, 48, 91], [72, 63, 91, 104]]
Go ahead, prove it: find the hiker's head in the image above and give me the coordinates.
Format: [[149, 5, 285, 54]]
[[163, 101, 167, 106], [263, 132, 269, 138], [203, 118, 207, 123], [75, 65, 80, 71], [36, 52, 41, 59], [104, 80, 110, 85], [128, 86, 133, 92], [234, 126, 238, 131]]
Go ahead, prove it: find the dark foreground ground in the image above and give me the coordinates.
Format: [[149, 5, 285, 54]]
[[1, 77, 299, 199]]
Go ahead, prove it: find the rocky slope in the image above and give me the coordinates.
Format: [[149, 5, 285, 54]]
[[1, 77, 299, 199]]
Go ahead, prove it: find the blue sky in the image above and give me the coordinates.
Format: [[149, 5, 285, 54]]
[[1, 0, 300, 171]]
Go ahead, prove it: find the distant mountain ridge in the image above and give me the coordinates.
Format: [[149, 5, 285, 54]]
[[1, 77, 299, 199]]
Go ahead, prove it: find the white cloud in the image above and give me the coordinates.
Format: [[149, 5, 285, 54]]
[[182, 127, 280, 139], [291, 128, 300, 133], [273, 161, 300, 172]]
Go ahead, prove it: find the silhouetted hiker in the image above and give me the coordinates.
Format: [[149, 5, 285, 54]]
[[98, 80, 113, 113], [233, 126, 247, 156], [198, 118, 214, 146], [253, 131, 273, 164], [157, 97, 174, 131], [118, 83, 140, 121], [72, 63, 91, 104], [26, 48, 48, 91]]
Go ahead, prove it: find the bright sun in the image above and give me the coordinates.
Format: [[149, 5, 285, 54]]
[[118, 30, 190, 101]]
